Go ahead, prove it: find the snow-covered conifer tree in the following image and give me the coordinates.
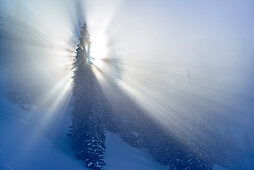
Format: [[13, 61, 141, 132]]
[[69, 23, 105, 170]]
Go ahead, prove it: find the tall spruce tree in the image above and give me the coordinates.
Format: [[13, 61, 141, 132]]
[[69, 23, 105, 170]]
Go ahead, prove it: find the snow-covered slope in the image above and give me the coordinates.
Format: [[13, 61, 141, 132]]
[[0, 68, 85, 170], [105, 132, 167, 170], [0, 68, 167, 170]]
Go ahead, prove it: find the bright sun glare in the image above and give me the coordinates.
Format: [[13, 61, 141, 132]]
[[90, 33, 108, 60], [89, 33, 108, 69]]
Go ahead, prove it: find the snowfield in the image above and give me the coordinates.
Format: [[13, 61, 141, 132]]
[[105, 132, 167, 170], [0, 67, 253, 170], [0, 68, 168, 170]]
